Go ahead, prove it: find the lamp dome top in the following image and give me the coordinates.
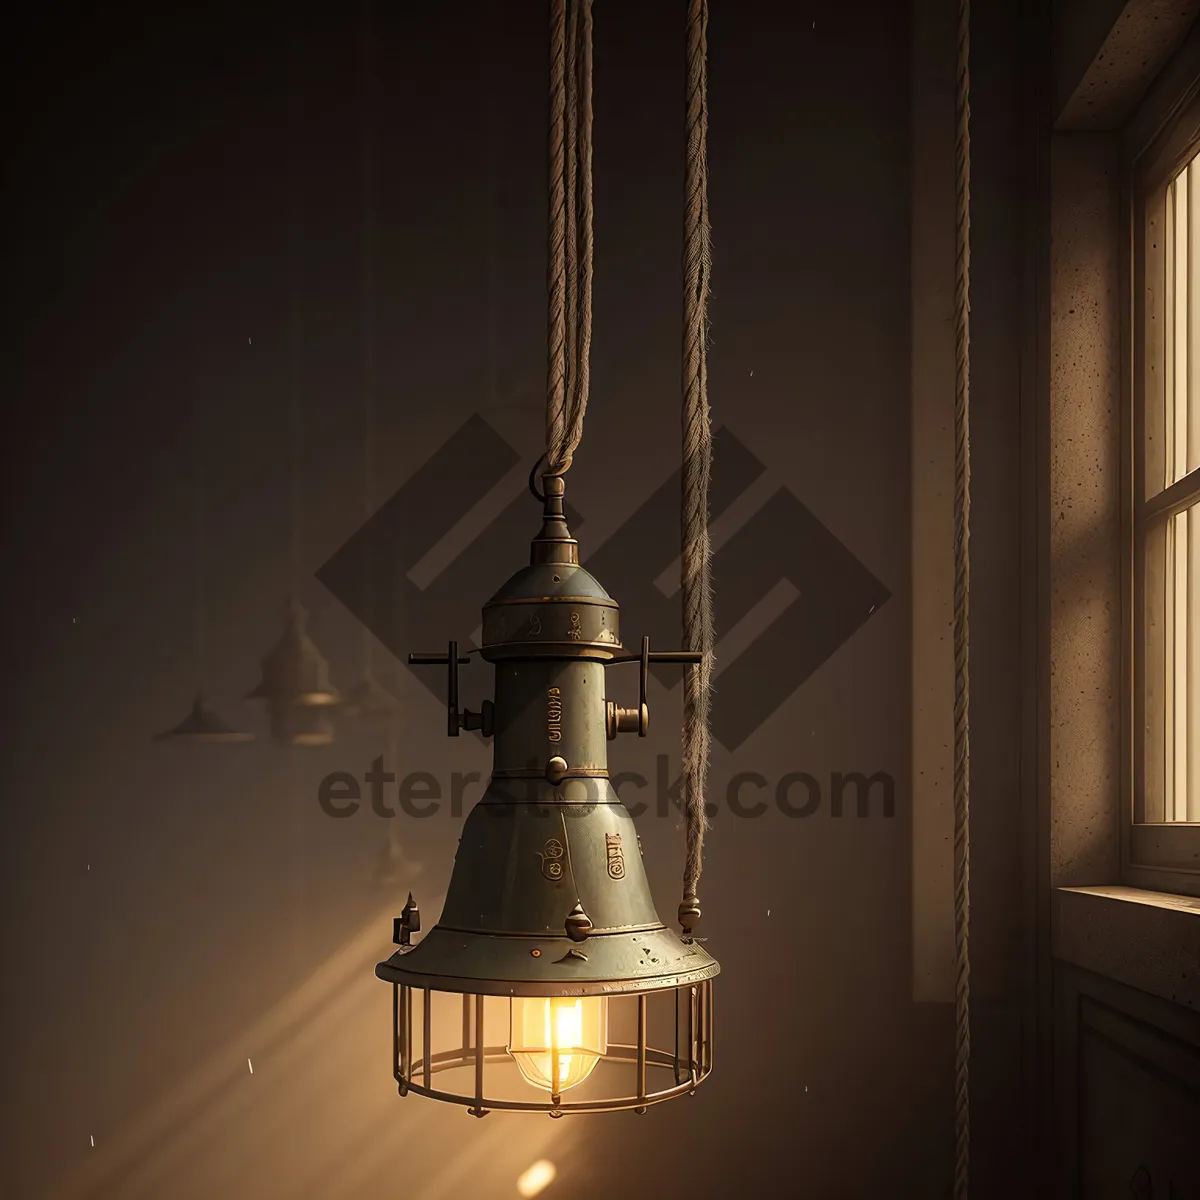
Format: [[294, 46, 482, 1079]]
[[480, 474, 622, 661]]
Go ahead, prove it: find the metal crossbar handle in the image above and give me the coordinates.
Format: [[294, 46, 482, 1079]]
[[407, 641, 493, 738], [606, 637, 704, 740]]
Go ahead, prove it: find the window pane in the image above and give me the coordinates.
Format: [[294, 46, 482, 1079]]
[[1144, 498, 1200, 822], [1189, 158, 1200, 478], [1156, 153, 1200, 495], [1143, 149, 1200, 824]]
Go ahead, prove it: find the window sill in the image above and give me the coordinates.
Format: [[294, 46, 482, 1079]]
[[1053, 886, 1200, 1011], [1124, 824, 1200, 899]]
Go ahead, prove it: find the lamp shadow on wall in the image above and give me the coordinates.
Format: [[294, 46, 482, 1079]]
[[56, 898, 580, 1200]]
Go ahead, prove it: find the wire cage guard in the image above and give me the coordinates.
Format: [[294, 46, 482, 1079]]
[[390, 979, 715, 1117]]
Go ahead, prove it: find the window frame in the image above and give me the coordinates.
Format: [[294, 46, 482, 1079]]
[[1123, 49, 1200, 896]]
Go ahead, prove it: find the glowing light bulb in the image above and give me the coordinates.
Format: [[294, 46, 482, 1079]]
[[508, 996, 609, 1094]]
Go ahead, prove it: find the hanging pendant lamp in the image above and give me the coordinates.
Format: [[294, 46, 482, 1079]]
[[249, 98, 343, 751], [154, 377, 255, 746], [246, 595, 342, 745], [376, 0, 719, 1118], [377, 477, 717, 1116], [155, 692, 256, 744]]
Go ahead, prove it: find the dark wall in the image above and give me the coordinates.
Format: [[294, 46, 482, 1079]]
[[1, 2, 1043, 1197], [967, 0, 1052, 1191]]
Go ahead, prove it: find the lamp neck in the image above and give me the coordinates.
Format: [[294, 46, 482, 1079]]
[[490, 658, 609, 785], [530, 474, 578, 566]]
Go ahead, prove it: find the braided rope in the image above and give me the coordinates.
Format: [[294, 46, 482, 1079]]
[[572, 0, 595, 459], [546, 0, 568, 466], [679, 0, 713, 933], [542, 0, 710, 935], [563, 0, 579, 432], [546, 0, 593, 476], [952, 0, 972, 1194]]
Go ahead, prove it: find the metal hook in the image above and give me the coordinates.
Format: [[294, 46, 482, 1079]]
[[528, 456, 548, 503], [528, 453, 572, 503]]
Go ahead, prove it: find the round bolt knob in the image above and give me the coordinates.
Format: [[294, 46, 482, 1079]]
[[545, 756, 569, 785], [678, 894, 701, 936]]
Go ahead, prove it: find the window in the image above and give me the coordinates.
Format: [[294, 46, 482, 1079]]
[[1128, 85, 1200, 892]]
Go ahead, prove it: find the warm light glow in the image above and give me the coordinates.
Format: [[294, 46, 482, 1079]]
[[517, 1160, 558, 1197], [507, 996, 608, 1093]]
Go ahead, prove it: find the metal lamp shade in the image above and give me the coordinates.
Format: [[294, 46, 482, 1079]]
[[376, 475, 717, 1116], [377, 780, 717, 1116], [379, 782, 718, 997], [245, 598, 342, 710], [153, 693, 255, 744]]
